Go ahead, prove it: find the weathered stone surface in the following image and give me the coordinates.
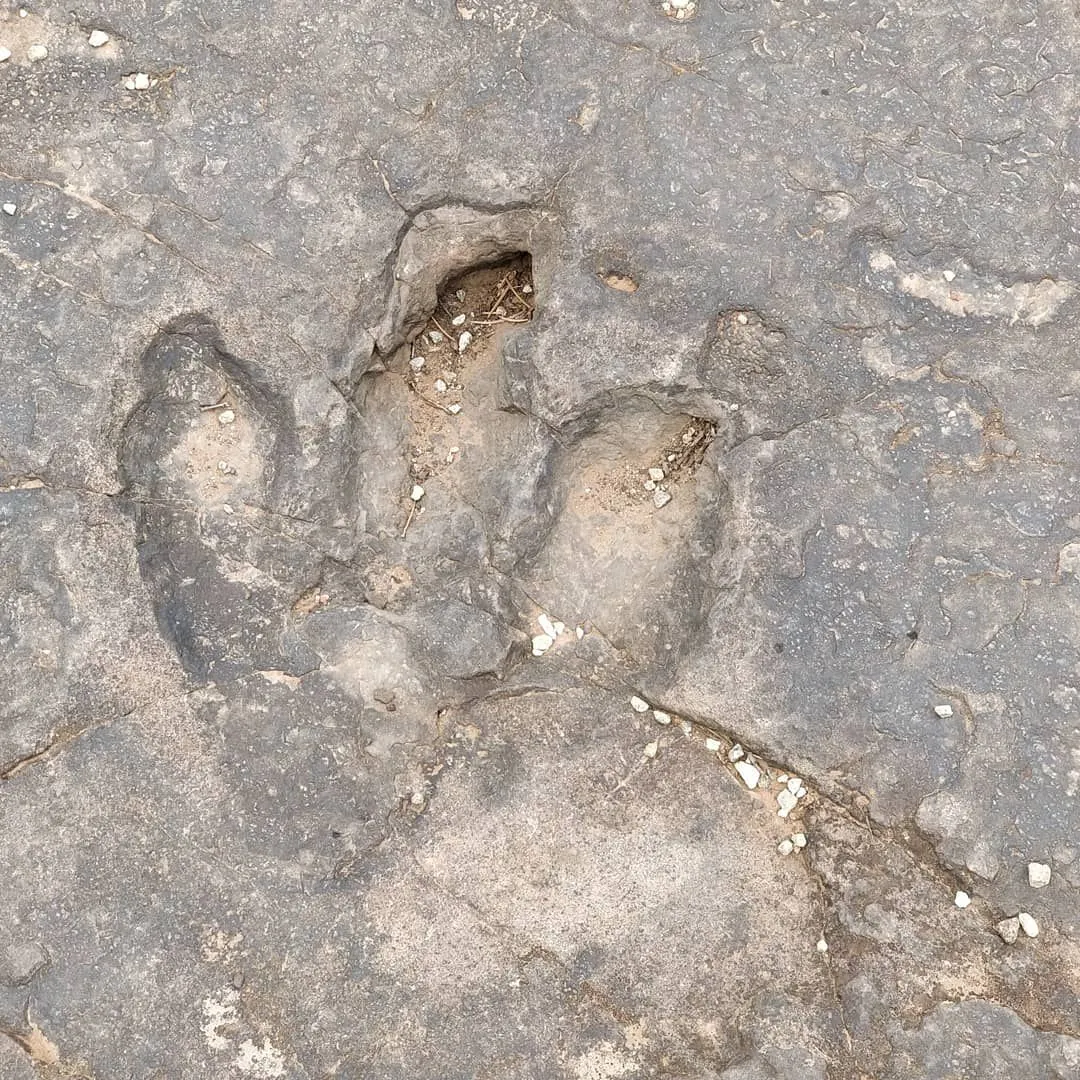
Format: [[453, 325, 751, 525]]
[[1, 0, 1078, 1074]]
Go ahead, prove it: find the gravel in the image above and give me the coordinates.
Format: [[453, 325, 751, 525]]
[[88, 30, 110, 47], [629, 695, 650, 713], [1018, 912, 1039, 938], [27, 44, 48, 61], [734, 760, 761, 789], [1027, 862, 1051, 888], [996, 916, 1021, 944]]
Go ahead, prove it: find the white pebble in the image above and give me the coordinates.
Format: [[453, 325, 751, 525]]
[[537, 613, 557, 639], [433, 379, 447, 392], [0, 47, 11, 63], [777, 774, 789, 784], [727, 743, 745, 762], [642, 740, 659, 760], [954, 890, 971, 908], [410, 484, 425, 501], [531, 633, 553, 656], [521, 283, 533, 293], [791, 832, 807, 849], [217, 460, 235, 475], [786, 776, 803, 796], [648, 467, 665, 482], [943, 269, 956, 281], [451, 313, 467, 326], [652, 488, 672, 509], [88, 29, 110, 47], [776, 789, 798, 817], [218, 409, 236, 425], [2, 203, 15, 216], [795, 785, 807, 799], [996, 916, 1020, 944], [704, 737, 721, 753], [457, 331, 473, 353], [428, 330, 444, 344], [409, 355, 426, 372], [934, 704, 954, 718], [1027, 862, 1051, 888], [652, 710, 672, 725], [552, 620, 565, 635], [27, 44, 48, 62], [816, 938, 828, 953], [221, 503, 234, 515], [643, 479, 656, 491], [734, 760, 761, 789], [447, 403, 462, 415], [575, 625, 584, 639], [629, 695, 649, 713], [1018, 911, 1039, 938], [777, 839, 794, 855]]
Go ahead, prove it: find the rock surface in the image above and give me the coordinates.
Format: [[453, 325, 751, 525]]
[[1, 0, 1078, 1075]]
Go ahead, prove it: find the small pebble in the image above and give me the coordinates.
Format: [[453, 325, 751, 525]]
[[778, 774, 790, 785], [2, 203, 15, 216], [409, 356, 426, 372], [1018, 911, 1039, 938], [455, 289, 466, 301], [795, 785, 807, 799], [943, 269, 956, 282], [791, 832, 807, 849], [552, 620, 565, 635], [0, 47, 10, 63], [531, 633, 553, 656], [576, 625, 584, 639], [218, 409, 236, 425], [445, 446, 460, 463], [457, 331, 473, 353], [221, 504, 234, 515], [996, 916, 1020, 944], [786, 776, 803, 796], [643, 479, 656, 491], [734, 760, 761, 789], [629, 696, 649, 713], [934, 704, 954, 718], [428, 330, 443, 344], [704, 737, 721, 752], [653, 488, 672, 509], [433, 379, 447, 392], [451, 313, 467, 326], [652, 710, 672, 725], [521, 283, 533, 293], [777, 839, 794, 855], [410, 484, 425, 501], [217, 460, 236, 475], [447, 403, 462, 415], [816, 938, 829, 954], [1027, 862, 1051, 888], [776, 789, 798, 817], [27, 44, 48, 62], [728, 743, 745, 762], [680, 720, 693, 736], [88, 29, 110, 47], [642, 740, 659, 760], [537, 613, 557, 639], [648, 467, 665, 482], [954, 890, 971, 908]]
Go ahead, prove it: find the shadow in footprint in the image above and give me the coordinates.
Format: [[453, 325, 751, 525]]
[[119, 316, 320, 684]]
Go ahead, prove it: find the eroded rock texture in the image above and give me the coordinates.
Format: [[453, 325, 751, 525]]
[[1, 1, 1078, 1076]]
